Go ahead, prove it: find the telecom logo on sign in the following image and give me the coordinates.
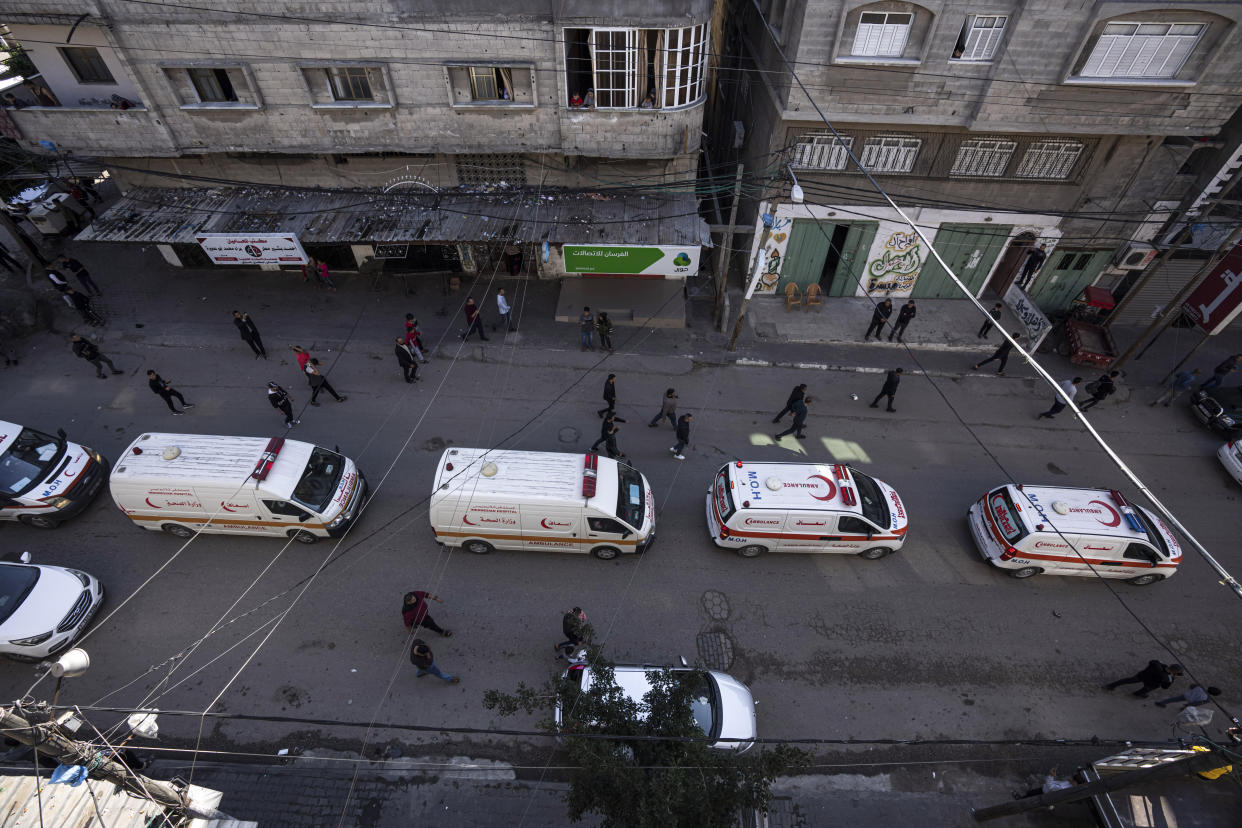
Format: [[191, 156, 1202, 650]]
[[563, 245, 699, 277]]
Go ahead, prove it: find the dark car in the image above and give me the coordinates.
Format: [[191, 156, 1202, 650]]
[[1190, 388, 1242, 440]]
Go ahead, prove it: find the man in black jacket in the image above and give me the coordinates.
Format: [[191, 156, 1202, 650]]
[[394, 337, 418, 383], [1079, 370, 1120, 411], [672, 413, 692, 460], [870, 368, 902, 412], [554, 607, 589, 660], [66, 288, 103, 326], [863, 298, 893, 341], [267, 382, 299, 428], [774, 397, 811, 440], [147, 370, 193, 414], [232, 311, 266, 358], [1104, 660, 1183, 698], [772, 383, 807, 423], [889, 300, 917, 343], [973, 333, 1021, 376], [70, 334, 121, 378], [597, 373, 617, 418]]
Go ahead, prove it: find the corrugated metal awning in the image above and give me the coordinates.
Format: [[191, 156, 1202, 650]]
[[74, 186, 712, 247]]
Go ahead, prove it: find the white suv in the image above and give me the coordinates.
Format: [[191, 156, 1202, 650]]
[[0, 556, 103, 661]]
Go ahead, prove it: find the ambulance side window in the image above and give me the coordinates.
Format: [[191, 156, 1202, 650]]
[[838, 516, 872, 535], [588, 517, 626, 534], [264, 499, 310, 519], [1123, 543, 1157, 564]]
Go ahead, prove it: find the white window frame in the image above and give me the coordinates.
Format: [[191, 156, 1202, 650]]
[[325, 67, 375, 102], [792, 133, 853, 170], [853, 11, 912, 58], [1015, 140, 1083, 179], [860, 135, 920, 174], [950, 138, 1016, 177], [663, 24, 707, 108], [954, 15, 1007, 61], [590, 28, 637, 109], [1079, 21, 1203, 79], [299, 63, 393, 109]]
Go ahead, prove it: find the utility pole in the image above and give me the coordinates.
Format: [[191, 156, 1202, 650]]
[[713, 163, 744, 330], [0, 703, 188, 812], [727, 247, 767, 352]]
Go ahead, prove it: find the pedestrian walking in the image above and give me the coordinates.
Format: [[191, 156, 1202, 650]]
[[978, 302, 1003, 339], [404, 315, 430, 363], [597, 373, 618, 418], [460, 297, 488, 341], [410, 639, 459, 683], [554, 607, 588, 659], [1017, 244, 1047, 289], [603, 423, 624, 460], [57, 255, 100, 295], [1199, 355, 1241, 391], [863, 298, 893, 340], [772, 384, 808, 423], [231, 311, 266, 358], [649, 388, 678, 428], [1078, 370, 1119, 411], [591, 412, 626, 452], [1104, 660, 1183, 698], [402, 590, 453, 636], [578, 306, 595, 351], [0, 242, 20, 272], [774, 395, 811, 440], [1151, 368, 1198, 406], [869, 368, 903, 412], [146, 370, 193, 414], [291, 345, 312, 372], [394, 337, 419, 383], [66, 288, 104, 326], [888, 300, 917, 343], [1155, 684, 1220, 709], [972, 334, 1020, 376], [503, 242, 522, 277], [266, 381, 299, 428], [671, 413, 692, 460], [305, 357, 346, 405], [316, 258, 337, 291], [71, 334, 122, 379], [1037, 376, 1082, 419], [495, 288, 515, 332], [596, 312, 615, 352]]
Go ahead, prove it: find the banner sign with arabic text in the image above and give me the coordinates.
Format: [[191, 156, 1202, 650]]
[[1181, 243, 1242, 335], [196, 233, 309, 265]]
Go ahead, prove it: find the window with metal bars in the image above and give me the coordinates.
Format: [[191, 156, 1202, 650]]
[[563, 25, 708, 109], [455, 154, 528, 187], [950, 139, 1016, 177], [859, 136, 920, 173], [1015, 141, 1083, 179], [791, 133, 853, 170]]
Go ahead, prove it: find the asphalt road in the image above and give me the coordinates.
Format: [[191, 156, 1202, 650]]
[[2, 317, 1239, 772]]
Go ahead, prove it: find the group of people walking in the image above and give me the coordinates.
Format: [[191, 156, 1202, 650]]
[[589, 376, 693, 461]]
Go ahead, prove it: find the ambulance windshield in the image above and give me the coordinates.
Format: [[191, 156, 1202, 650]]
[[616, 464, 644, 529], [851, 472, 889, 528], [291, 447, 345, 514], [0, 428, 64, 497]]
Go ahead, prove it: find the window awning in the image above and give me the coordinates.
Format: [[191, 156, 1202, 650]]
[[74, 185, 711, 247]]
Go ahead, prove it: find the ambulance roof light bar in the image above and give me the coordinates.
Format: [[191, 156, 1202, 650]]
[[582, 453, 598, 498], [251, 437, 285, 481], [1109, 489, 1146, 534]]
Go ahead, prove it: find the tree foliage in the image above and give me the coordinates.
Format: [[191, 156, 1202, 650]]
[[484, 644, 808, 828]]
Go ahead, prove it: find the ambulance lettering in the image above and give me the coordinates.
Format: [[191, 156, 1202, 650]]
[[742, 516, 781, 527], [541, 518, 571, 529], [332, 471, 357, 507], [1023, 491, 1050, 523], [746, 471, 762, 503], [220, 501, 251, 512], [989, 493, 1018, 538], [1033, 541, 1069, 550], [887, 490, 905, 528], [793, 519, 826, 527]]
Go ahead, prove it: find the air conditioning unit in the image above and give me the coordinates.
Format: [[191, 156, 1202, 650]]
[[1114, 241, 1158, 271]]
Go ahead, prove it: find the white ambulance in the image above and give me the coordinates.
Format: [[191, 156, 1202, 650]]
[[110, 433, 368, 543], [967, 483, 1181, 585], [706, 461, 908, 558], [429, 448, 655, 560], [0, 420, 110, 528]]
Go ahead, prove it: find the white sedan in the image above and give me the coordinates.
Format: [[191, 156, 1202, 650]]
[[1217, 440, 1242, 484], [0, 558, 103, 661], [556, 663, 757, 751]]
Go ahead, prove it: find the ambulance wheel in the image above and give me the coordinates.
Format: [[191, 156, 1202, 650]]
[[289, 530, 319, 545], [737, 544, 768, 558], [1128, 573, 1165, 586], [859, 546, 890, 560], [161, 523, 194, 539], [592, 546, 621, 561], [463, 540, 494, 555], [18, 514, 58, 529], [1009, 566, 1042, 579]]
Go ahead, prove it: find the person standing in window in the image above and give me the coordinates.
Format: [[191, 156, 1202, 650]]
[[640, 91, 656, 109], [583, 89, 595, 108]]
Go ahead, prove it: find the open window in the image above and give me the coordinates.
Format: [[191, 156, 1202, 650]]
[[562, 25, 707, 109], [300, 65, 393, 108], [952, 15, 1006, 61], [164, 65, 261, 109], [446, 64, 535, 107]]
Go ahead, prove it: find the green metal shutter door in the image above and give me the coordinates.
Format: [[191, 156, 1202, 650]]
[[911, 223, 1013, 299], [778, 220, 834, 291], [832, 222, 879, 297], [1029, 250, 1112, 314]]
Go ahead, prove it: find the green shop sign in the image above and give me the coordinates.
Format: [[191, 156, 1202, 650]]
[[563, 244, 700, 277]]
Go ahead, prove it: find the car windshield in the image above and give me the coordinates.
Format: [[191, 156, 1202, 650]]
[[680, 673, 719, 740], [616, 464, 644, 529], [851, 471, 889, 528], [0, 428, 64, 497], [0, 565, 40, 625], [713, 468, 736, 522], [290, 447, 346, 514]]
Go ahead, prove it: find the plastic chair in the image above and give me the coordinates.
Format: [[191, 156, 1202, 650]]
[[804, 283, 823, 312], [784, 282, 802, 311]]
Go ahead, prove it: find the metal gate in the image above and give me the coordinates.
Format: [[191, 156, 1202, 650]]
[[779, 220, 877, 296], [911, 223, 1013, 298], [1029, 249, 1111, 313], [1109, 259, 1205, 326]]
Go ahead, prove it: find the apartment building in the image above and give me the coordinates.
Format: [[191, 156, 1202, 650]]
[[0, 1, 713, 294], [710, 0, 1242, 319]]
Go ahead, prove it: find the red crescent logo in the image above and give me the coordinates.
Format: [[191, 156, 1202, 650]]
[[221, 501, 237, 513], [145, 497, 162, 509], [1088, 500, 1121, 528], [462, 515, 476, 525], [807, 475, 837, 502], [63, 468, 78, 477]]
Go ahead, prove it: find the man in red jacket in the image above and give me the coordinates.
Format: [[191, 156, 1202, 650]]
[[402, 591, 453, 637]]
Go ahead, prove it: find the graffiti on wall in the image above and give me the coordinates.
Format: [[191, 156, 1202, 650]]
[[865, 231, 922, 294], [756, 216, 792, 294]]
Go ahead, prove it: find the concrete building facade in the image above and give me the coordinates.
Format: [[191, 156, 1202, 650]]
[[710, 0, 1242, 318]]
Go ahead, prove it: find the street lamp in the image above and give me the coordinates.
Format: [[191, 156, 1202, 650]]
[[785, 163, 804, 204]]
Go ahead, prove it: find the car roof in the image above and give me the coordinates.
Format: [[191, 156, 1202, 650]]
[[1005, 484, 1151, 541]]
